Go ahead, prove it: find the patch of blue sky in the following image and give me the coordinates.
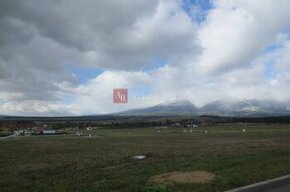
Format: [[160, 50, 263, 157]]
[[263, 30, 290, 54], [68, 66, 103, 84], [131, 85, 153, 97], [261, 41, 285, 80], [282, 27, 290, 38], [0, 98, 4, 105], [262, 44, 283, 54], [142, 57, 167, 72], [265, 60, 277, 80], [181, 0, 213, 24], [62, 95, 76, 105]]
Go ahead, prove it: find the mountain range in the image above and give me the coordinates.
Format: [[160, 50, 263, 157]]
[[1, 99, 290, 118], [117, 99, 290, 116]]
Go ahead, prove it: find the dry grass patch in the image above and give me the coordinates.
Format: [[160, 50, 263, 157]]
[[150, 171, 215, 185]]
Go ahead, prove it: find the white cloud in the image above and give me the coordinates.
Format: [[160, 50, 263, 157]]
[[0, 100, 79, 116], [195, 0, 290, 73], [70, 71, 154, 114]]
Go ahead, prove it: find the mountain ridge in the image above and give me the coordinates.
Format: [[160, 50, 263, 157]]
[[116, 99, 198, 116], [116, 99, 290, 116]]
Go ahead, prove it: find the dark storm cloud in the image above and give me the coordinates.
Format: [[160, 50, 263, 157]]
[[0, 0, 199, 69], [0, 0, 159, 52], [0, 0, 199, 103]]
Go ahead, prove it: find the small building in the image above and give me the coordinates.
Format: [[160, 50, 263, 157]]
[[32, 125, 56, 135], [187, 124, 198, 128], [43, 129, 56, 134], [173, 123, 181, 127], [14, 130, 24, 135], [32, 127, 43, 134]]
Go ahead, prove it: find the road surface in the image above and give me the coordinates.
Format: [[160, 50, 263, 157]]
[[0, 133, 17, 140], [263, 183, 290, 192]]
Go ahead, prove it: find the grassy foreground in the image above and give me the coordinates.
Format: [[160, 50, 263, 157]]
[[1, 124, 290, 192]]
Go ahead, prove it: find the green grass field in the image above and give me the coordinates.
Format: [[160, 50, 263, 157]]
[[1, 124, 290, 192]]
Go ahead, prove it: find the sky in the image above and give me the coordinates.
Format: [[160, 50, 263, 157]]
[[0, 0, 290, 116]]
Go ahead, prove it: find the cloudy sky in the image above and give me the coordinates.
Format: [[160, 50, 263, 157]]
[[1, 0, 290, 116]]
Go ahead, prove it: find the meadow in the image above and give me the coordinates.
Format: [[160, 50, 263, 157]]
[[1, 124, 290, 192]]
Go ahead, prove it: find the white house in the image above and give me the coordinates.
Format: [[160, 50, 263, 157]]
[[43, 129, 56, 134], [187, 124, 198, 128]]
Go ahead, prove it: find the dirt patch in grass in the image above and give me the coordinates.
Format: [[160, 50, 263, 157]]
[[150, 171, 215, 184]]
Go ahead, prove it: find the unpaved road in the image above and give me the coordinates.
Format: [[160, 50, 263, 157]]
[[0, 133, 17, 140]]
